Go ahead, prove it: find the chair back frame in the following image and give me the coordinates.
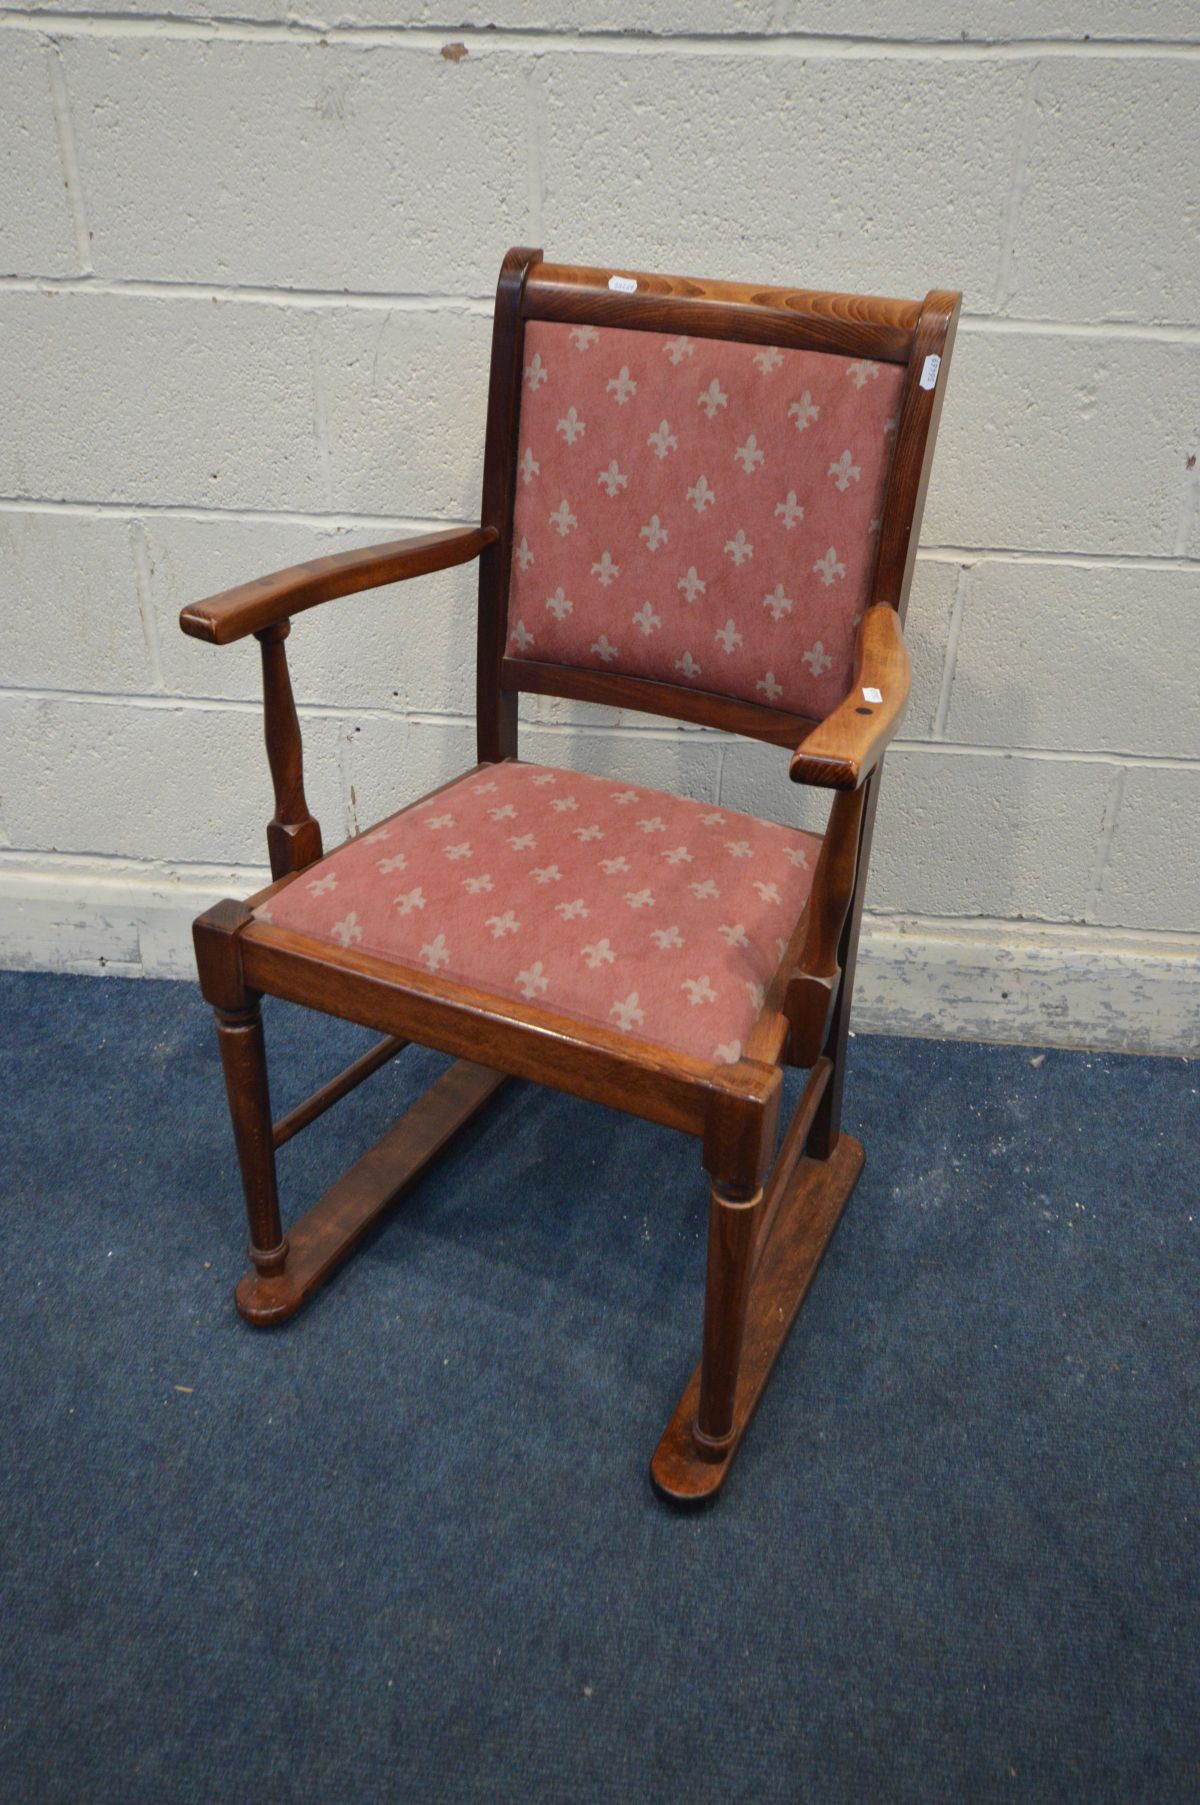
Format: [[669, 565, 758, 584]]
[[476, 247, 959, 763]]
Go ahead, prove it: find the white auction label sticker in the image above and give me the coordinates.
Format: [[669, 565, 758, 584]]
[[608, 275, 637, 294], [919, 354, 941, 390], [862, 686, 883, 704]]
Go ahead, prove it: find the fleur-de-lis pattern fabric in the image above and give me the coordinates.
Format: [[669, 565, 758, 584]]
[[254, 762, 821, 1066], [507, 322, 904, 719]]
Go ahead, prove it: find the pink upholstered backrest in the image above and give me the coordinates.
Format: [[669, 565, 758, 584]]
[[506, 320, 905, 721]]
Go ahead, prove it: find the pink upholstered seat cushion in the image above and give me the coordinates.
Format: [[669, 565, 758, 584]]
[[254, 762, 821, 1066], [508, 320, 904, 719]]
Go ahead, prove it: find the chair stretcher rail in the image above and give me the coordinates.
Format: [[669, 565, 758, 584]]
[[271, 1034, 409, 1149]]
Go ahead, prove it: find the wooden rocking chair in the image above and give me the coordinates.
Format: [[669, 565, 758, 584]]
[[183, 249, 959, 1502]]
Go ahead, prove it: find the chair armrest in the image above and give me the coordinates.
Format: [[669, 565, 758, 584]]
[[179, 524, 498, 646], [789, 604, 911, 790]]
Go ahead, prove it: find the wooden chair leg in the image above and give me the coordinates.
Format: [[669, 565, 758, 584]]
[[651, 1065, 865, 1505], [694, 1181, 762, 1454], [195, 901, 508, 1327], [234, 1057, 507, 1327], [213, 1002, 289, 1278]]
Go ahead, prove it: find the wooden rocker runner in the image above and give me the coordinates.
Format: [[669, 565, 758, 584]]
[[183, 249, 959, 1502]]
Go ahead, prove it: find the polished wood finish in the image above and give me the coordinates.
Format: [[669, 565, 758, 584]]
[[181, 528, 496, 880], [477, 245, 541, 763], [237, 1059, 508, 1325], [789, 604, 912, 790], [256, 620, 323, 879], [786, 787, 868, 1068], [271, 1034, 408, 1150], [191, 895, 254, 1013], [807, 771, 882, 1162], [750, 1056, 831, 1265], [193, 899, 290, 1276], [872, 291, 962, 620], [525, 261, 922, 362], [239, 919, 777, 1141], [503, 656, 817, 748], [180, 525, 497, 645], [695, 1180, 763, 1450], [651, 1132, 865, 1504], [182, 248, 960, 1502], [702, 1058, 782, 1188], [214, 1001, 288, 1277], [705, 1052, 835, 1442]]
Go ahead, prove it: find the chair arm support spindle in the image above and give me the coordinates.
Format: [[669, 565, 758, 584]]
[[178, 525, 499, 878], [256, 621, 323, 880], [785, 787, 867, 1066]]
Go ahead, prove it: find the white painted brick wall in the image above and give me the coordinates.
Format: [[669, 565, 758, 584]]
[[940, 562, 1200, 758], [1, 692, 347, 865], [1, 39, 81, 277], [1, 4, 1197, 1051], [4, 512, 151, 689], [1094, 768, 1200, 931], [62, 40, 532, 294], [926, 331, 1200, 556], [539, 53, 1030, 307], [0, 293, 493, 515]]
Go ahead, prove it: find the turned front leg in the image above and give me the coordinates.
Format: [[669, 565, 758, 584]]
[[214, 1001, 288, 1277], [694, 1180, 762, 1454]]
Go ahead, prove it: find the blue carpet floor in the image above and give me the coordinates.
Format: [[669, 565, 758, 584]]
[[1, 969, 1196, 1803]]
